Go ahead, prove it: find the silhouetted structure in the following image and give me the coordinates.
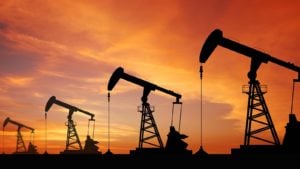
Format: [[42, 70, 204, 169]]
[[200, 28, 300, 154], [195, 63, 209, 156], [84, 135, 100, 154], [2, 117, 38, 154], [27, 142, 38, 154], [194, 146, 208, 156], [165, 126, 191, 154], [104, 149, 113, 156], [45, 96, 100, 154], [201, 29, 300, 144], [283, 114, 300, 152], [108, 67, 188, 155]]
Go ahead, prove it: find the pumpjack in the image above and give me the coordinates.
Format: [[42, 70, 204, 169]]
[[108, 67, 190, 155], [3, 117, 38, 154], [200, 29, 300, 152], [45, 96, 100, 154]]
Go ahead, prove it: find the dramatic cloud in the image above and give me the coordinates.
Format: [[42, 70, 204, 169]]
[[1, 0, 300, 154]]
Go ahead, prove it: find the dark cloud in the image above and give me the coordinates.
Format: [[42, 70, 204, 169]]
[[0, 46, 42, 75], [0, 21, 7, 30]]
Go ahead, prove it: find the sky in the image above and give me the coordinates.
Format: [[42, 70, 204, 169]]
[[1, 0, 300, 154]]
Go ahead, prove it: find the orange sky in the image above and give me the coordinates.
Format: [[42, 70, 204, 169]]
[[1, 0, 300, 154]]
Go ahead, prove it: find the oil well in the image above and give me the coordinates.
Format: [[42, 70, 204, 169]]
[[45, 96, 100, 154], [0, 28, 300, 167], [107, 67, 191, 156], [2, 117, 38, 154], [199, 29, 300, 155]]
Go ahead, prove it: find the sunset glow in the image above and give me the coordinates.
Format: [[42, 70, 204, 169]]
[[1, 0, 300, 154]]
